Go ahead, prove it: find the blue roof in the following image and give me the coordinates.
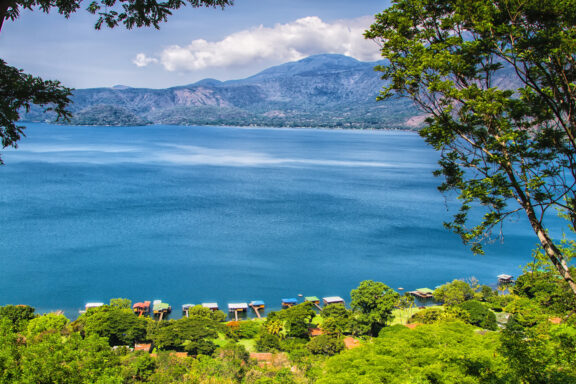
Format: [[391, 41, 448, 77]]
[[282, 298, 298, 304], [250, 300, 265, 306]]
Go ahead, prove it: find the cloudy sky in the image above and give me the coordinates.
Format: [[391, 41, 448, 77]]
[[0, 0, 391, 89]]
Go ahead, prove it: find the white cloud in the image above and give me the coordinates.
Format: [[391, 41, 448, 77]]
[[134, 16, 381, 72], [133, 53, 159, 67]]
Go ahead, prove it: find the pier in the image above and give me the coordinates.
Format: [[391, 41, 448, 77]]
[[182, 304, 195, 318], [228, 303, 248, 321], [249, 301, 265, 318]]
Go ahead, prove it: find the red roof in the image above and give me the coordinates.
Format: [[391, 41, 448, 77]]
[[134, 343, 151, 352], [133, 301, 150, 309], [310, 328, 324, 336], [343, 337, 361, 349]]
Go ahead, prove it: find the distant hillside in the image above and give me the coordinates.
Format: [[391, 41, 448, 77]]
[[23, 54, 423, 129]]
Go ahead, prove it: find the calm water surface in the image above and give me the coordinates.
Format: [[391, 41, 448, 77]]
[[0, 123, 538, 317]]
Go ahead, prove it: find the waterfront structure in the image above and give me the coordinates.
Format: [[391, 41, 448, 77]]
[[133, 301, 151, 316], [282, 298, 298, 308], [322, 296, 345, 306], [497, 274, 514, 284], [152, 300, 171, 320], [182, 304, 195, 317], [249, 300, 265, 318], [202, 302, 219, 311], [408, 288, 434, 299]]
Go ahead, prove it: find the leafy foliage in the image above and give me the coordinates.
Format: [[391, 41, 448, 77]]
[[502, 316, 576, 383], [26, 313, 69, 338], [306, 335, 345, 356], [0, 60, 71, 164], [365, 0, 576, 296], [74, 304, 149, 346], [0, 305, 35, 332], [350, 280, 399, 336], [147, 317, 221, 355], [434, 279, 476, 306], [319, 322, 510, 384], [458, 300, 497, 330], [1, 0, 232, 31]]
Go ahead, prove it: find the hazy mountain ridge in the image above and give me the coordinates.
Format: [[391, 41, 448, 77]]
[[23, 54, 421, 129]]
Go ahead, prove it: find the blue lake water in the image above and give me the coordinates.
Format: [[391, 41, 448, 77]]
[[0, 123, 539, 318]]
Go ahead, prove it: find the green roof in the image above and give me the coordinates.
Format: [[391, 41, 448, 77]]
[[305, 296, 319, 302], [154, 302, 170, 311], [416, 288, 434, 294]]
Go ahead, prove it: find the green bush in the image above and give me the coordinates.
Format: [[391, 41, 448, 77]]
[[458, 300, 498, 330], [255, 333, 281, 352], [306, 335, 345, 356]]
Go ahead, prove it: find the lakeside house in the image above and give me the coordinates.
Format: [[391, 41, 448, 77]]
[[282, 298, 298, 308], [202, 302, 219, 311], [323, 296, 345, 306]]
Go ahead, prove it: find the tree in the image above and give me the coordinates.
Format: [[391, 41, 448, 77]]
[[0, 61, 72, 165], [0, 0, 233, 163], [458, 300, 497, 330], [306, 334, 345, 356], [319, 322, 511, 384], [433, 279, 476, 306], [74, 305, 148, 346], [26, 313, 69, 338], [19, 333, 123, 383], [109, 297, 132, 309], [321, 303, 352, 335], [0, 304, 35, 332], [350, 280, 399, 336], [365, 0, 576, 297], [147, 317, 220, 355]]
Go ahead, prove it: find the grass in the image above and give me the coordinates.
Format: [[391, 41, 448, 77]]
[[390, 305, 442, 325], [237, 339, 257, 353]]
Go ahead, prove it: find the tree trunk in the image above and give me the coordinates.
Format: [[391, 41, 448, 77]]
[[525, 205, 576, 298], [503, 163, 576, 298]]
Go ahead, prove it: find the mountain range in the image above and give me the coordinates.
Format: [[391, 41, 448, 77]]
[[23, 54, 423, 129]]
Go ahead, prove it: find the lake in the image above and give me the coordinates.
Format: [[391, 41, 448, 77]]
[[0, 123, 538, 318]]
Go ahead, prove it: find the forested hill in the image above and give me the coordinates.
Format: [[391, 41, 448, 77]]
[[22, 54, 422, 129]]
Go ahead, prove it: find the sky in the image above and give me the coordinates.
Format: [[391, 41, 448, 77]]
[[0, 0, 391, 89]]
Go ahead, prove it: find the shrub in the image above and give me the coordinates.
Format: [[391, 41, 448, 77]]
[[306, 335, 345, 356], [458, 300, 497, 330]]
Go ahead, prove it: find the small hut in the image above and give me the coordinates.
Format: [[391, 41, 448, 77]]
[[133, 301, 151, 316], [305, 296, 322, 310], [81, 302, 104, 314], [152, 300, 171, 319], [497, 274, 514, 284], [408, 288, 434, 299], [182, 304, 195, 317], [304, 296, 320, 305], [228, 303, 248, 321], [322, 296, 345, 306], [282, 298, 298, 308], [228, 303, 248, 312], [202, 302, 219, 311]]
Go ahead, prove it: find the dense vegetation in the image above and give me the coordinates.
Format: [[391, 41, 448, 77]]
[[1, 268, 575, 383]]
